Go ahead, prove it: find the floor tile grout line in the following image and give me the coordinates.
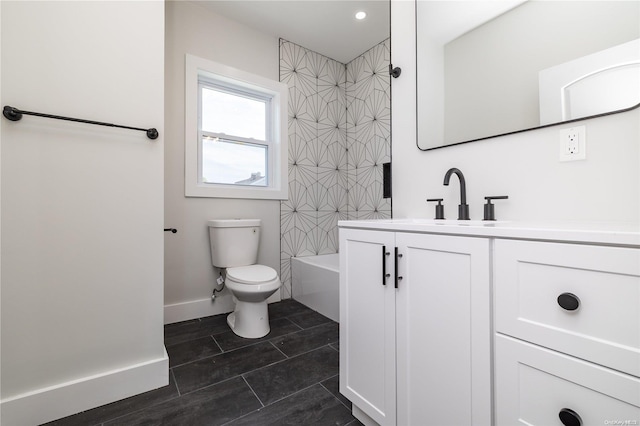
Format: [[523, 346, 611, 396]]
[[165, 305, 312, 344], [95, 390, 184, 425], [268, 339, 290, 358], [286, 315, 335, 330], [168, 350, 222, 370], [241, 375, 266, 408], [318, 380, 352, 411], [277, 341, 339, 360], [90, 369, 184, 425], [240, 342, 337, 383], [214, 319, 303, 353], [109, 356, 309, 426], [174, 348, 290, 396], [319, 378, 352, 411], [280, 316, 304, 331], [238, 351, 291, 380], [170, 368, 181, 397], [211, 334, 224, 353], [164, 324, 231, 348], [285, 319, 337, 333], [163, 318, 207, 335], [221, 380, 327, 426], [156, 369, 349, 426], [170, 330, 338, 398], [262, 321, 338, 355], [255, 380, 327, 409], [169, 374, 255, 402], [171, 339, 279, 373]]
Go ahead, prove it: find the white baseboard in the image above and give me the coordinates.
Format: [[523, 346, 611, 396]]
[[0, 349, 169, 426], [164, 292, 282, 325], [164, 294, 235, 324]]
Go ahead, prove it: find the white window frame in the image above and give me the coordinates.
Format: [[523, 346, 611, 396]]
[[185, 54, 288, 199]]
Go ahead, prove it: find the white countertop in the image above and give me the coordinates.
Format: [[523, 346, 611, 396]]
[[338, 219, 640, 247]]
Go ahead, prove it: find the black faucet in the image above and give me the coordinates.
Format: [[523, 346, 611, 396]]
[[443, 168, 470, 220]]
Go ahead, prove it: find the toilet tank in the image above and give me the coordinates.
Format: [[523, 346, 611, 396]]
[[208, 219, 261, 268]]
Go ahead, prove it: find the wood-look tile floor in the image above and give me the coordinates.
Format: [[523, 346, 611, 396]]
[[44, 300, 361, 426]]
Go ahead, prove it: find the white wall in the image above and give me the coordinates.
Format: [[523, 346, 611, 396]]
[[392, 0, 640, 225], [164, 1, 281, 324], [1, 2, 166, 424]]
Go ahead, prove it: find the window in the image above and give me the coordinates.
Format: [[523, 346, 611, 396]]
[[185, 54, 288, 199]]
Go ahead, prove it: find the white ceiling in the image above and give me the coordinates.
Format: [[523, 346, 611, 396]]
[[194, 0, 391, 64], [418, 0, 526, 45]]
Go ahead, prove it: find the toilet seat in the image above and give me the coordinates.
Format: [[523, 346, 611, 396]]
[[226, 265, 278, 284]]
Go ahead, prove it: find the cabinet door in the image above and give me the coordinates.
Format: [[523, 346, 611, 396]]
[[340, 228, 397, 426], [395, 233, 491, 426]]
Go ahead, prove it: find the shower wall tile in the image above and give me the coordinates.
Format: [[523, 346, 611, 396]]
[[346, 40, 391, 222], [280, 39, 389, 298]]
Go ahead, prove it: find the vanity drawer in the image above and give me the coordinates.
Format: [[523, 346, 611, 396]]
[[495, 334, 640, 425], [494, 239, 640, 376]]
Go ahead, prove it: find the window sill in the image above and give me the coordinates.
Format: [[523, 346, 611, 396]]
[[185, 182, 288, 200]]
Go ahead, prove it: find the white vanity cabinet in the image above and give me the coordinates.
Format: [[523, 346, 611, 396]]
[[493, 239, 640, 425], [339, 219, 640, 426], [339, 227, 492, 426]]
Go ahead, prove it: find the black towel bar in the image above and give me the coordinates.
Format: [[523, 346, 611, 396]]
[[3, 105, 159, 140]]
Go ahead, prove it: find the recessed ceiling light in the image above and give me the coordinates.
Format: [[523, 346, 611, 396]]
[[355, 11, 367, 20]]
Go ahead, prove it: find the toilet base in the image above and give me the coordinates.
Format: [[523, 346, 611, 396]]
[[227, 299, 271, 339]]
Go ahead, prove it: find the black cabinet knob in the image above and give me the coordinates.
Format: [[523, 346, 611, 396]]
[[559, 408, 582, 426], [557, 293, 580, 311]]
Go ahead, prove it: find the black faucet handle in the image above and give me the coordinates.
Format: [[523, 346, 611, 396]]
[[426, 198, 445, 220], [483, 196, 509, 221]]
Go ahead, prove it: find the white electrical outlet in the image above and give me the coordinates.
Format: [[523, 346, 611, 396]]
[[559, 126, 586, 162]]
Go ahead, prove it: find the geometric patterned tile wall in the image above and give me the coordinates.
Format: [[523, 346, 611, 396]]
[[346, 39, 391, 221], [279, 38, 390, 299]]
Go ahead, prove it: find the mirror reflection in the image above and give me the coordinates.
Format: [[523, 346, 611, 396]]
[[416, 0, 640, 151]]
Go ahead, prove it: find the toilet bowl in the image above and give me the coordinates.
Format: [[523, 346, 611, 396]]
[[224, 265, 281, 338], [207, 219, 281, 339]]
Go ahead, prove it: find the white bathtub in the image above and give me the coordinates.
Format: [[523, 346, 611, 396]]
[[291, 253, 339, 322]]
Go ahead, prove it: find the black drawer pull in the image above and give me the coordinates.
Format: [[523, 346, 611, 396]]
[[559, 408, 582, 426], [382, 246, 387, 286], [394, 248, 401, 288], [557, 293, 580, 311]]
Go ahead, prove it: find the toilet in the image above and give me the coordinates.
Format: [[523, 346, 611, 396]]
[[208, 219, 281, 338]]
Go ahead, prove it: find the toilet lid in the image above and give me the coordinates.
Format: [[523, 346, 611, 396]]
[[226, 265, 278, 284]]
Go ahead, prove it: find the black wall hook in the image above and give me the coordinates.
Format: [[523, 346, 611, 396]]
[[3, 106, 22, 121], [389, 64, 402, 78]]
